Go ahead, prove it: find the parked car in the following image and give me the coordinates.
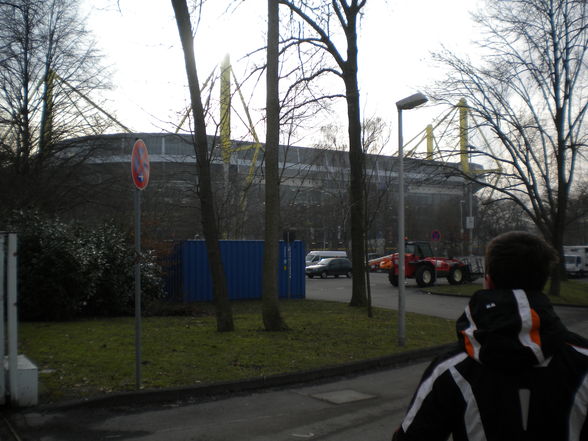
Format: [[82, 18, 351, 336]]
[[305, 258, 352, 279], [305, 250, 347, 265]]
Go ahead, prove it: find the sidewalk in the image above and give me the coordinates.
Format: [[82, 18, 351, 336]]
[[8, 360, 432, 441]]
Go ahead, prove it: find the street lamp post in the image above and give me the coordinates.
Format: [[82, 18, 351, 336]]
[[396, 92, 428, 347], [460, 199, 465, 255]]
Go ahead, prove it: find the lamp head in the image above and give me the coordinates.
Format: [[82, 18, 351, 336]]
[[396, 92, 428, 110]]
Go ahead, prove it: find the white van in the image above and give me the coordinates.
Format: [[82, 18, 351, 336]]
[[564, 245, 588, 277], [565, 254, 584, 277], [305, 250, 347, 265]]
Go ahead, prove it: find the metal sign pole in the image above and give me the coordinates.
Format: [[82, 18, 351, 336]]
[[0, 234, 5, 404], [287, 241, 292, 299], [134, 188, 142, 389], [7, 233, 18, 405]]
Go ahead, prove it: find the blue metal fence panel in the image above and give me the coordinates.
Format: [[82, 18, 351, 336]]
[[182, 240, 215, 301], [222, 240, 264, 301], [162, 245, 181, 301], [167, 240, 305, 302], [278, 240, 306, 299]]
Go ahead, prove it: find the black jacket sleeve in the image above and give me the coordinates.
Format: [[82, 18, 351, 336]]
[[392, 351, 465, 441]]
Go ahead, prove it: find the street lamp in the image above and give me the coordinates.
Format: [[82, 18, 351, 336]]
[[460, 199, 465, 255], [396, 92, 428, 347]]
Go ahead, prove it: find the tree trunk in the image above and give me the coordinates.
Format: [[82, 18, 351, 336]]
[[262, 0, 288, 331], [276, 0, 368, 307], [364, 227, 373, 317], [171, 0, 234, 332], [344, 12, 367, 307], [549, 192, 568, 297], [548, 97, 573, 297]]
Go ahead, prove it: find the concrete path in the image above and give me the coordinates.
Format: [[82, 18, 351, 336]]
[[12, 362, 425, 441]]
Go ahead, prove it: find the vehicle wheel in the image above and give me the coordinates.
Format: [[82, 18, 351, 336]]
[[320, 271, 328, 279], [447, 266, 465, 285], [389, 272, 399, 287], [415, 266, 435, 287], [346, 271, 352, 278]]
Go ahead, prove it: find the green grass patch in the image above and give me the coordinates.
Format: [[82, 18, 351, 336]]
[[431, 280, 588, 306], [21, 300, 455, 404]]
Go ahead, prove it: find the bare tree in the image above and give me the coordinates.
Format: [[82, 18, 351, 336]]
[[476, 197, 534, 245], [431, 0, 588, 295], [171, 0, 234, 331], [0, 0, 113, 213], [279, 0, 368, 307], [313, 117, 393, 253], [361, 116, 392, 317]]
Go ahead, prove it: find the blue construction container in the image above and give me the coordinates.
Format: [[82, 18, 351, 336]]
[[164, 240, 305, 302]]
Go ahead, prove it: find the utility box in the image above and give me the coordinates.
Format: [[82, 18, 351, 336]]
[[1, 233, 38, 407], [4, 355, 38, 407]]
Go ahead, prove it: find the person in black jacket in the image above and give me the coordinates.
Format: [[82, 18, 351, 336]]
[[392, 231, 588, 441]]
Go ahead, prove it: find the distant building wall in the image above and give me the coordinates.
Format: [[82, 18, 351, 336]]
[[61, 132, 480, 256]]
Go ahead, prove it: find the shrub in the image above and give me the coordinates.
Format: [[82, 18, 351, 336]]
[[3, 211, 164, 320], [16, 216, 88, 320]]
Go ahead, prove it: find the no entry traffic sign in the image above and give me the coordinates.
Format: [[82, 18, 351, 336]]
[[131, 139, 150, 190], [131, 138, 150, 388]]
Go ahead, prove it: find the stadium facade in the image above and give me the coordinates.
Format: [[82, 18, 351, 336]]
[[64, 132, 480, 256]]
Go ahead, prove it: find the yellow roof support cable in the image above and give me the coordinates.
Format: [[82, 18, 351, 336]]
[[405, 129, 429, 158], [51, 70, 133, 133], [412, 105, 459, 162], [175, 67, 217, 134], [231, 70, 263, 148], [468, 112, 502, 174]]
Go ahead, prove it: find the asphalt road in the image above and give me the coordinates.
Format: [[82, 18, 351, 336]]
[[8, 274, 588, 441], [307, 272, 588, 333], [306, 272, 473, 320]]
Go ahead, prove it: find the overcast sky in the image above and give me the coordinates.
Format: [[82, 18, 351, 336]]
[[83, 0, 483, 154]]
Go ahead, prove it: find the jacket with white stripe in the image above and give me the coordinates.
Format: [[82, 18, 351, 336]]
[[393, 289, 588, 441]]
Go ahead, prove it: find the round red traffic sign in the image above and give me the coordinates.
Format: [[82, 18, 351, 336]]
[[131, 139, 150, 190], [431, 229, 441, 241]]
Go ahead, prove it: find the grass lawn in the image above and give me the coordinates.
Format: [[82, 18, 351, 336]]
[[21, 300, 456, 404], [430, 280, 588, 306]]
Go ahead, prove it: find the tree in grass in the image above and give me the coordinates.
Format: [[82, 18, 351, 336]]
[[171, 0, 234, 331], [431, 0, 588, 295]]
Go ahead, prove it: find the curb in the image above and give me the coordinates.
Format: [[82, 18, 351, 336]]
[[27, 343, 455, 412], [426, 289, 588, 308], [422, 290, 473, 298]]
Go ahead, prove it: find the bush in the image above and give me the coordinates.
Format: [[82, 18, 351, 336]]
[[3, 211, 164, 320]]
